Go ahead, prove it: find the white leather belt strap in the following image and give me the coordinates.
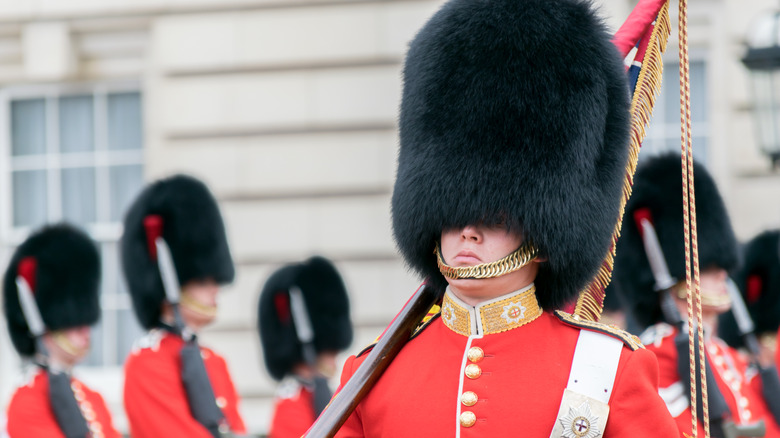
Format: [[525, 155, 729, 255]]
[[567, 330, 623, 403], [549, 330, 624, 438]]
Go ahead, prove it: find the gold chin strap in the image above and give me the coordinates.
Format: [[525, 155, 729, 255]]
[[435, 241, 539, 280], [179, 294, 218, 318], [673, 283, 731, 308], [51, 331, 88, 358]]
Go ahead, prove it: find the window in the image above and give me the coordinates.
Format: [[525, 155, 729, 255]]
[[2, 83, 145, 367], [641, 60, 709, 164]]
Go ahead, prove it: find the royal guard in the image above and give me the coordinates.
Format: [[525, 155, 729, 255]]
[[719, 230, 780, 365], [3, 224, 120, 438], [326, 0, 679, 436], [258, 256, 352, 438], [612, 154, 780, 437], [121, 175, 247, 438]]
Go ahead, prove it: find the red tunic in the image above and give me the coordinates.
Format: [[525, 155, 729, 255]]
[[6, 368, 120, 438], [641, 323, 780, 437], [269, 377, 316, 438], [334, 287, 678, 437], [123, 329, 247, 438]]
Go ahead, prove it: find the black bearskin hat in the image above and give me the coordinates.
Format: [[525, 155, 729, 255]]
[[391, 0, 630, 309], [3, 224, 101, 356], [719, 230, 780, 347], [258, 256, 352, 381], [121, 174, 234, 329], [613, 154, 738, 330]]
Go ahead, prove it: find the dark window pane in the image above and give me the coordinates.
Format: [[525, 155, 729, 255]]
[[663, 61, 708, 125], [61, 167, 97, 224], [59, 95, 94, 153], [11, 99, 46, 156], [12, 170, 47, 227], [108, 92, 143, 151], [109, 164, 143, 221]]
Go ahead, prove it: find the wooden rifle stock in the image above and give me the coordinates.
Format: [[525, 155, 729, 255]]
[[306, 283, 440, 437]]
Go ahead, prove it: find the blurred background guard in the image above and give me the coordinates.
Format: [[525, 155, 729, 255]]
[[3, 224, 120, 438], [258, 256, 352, 438], [613, 153, 780, 437], [120, 175, 247, 438], [720, 230, 780, 365]]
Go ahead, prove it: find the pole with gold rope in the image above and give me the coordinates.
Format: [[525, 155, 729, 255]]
[[571, 0, 710, 437]]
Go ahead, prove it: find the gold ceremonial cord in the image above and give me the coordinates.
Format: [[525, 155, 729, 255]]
[[574, 1, 671, 322], [435, 242, 539, 280], [678, 0, 708, 436]]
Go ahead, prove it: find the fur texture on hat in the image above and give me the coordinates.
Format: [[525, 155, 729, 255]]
[[258, 256, 352, 381], [3, 223, 101, 357], [390, 0, 630, 309], [613, 154, 738, 330], [120, 174, 234, 329], [719, 230, 780, 347]]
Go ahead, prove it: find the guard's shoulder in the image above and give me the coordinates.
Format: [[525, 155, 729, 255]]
[[638, 322, 675, 347], [554, 310, 644, 351], [356, 304, 441, 358]]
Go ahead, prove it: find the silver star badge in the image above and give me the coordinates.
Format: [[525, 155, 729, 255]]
[[559, 401, 600, 438]]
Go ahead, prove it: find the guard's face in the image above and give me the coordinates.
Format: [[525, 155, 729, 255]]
[[439, 224, 537, 304], [440, 223, 523, 268], [180, 278, 219, 330], [700, 268, 731, 314], [44, 325, 91, 366]]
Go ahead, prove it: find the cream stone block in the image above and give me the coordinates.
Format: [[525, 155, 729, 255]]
[[154, 1, 444, 71], [337, 259, 422, 324], [310, 66, 400, 124], [150, 130, 397, 197], [161, 71, 308, 133], [222, 194, 396, 261], [22, 22, 76, 79], [730, 179, 780, 239], [154, 14, 238, 70], [378, 1, 444, 56], [161, 66, 400, 134]]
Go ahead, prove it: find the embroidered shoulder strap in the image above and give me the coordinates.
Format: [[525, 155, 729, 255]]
[[555, 310, 644, 351], [548, 321, 626, 438]]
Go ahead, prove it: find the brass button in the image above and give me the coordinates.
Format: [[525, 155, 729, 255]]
[[216, 396, 227, 408], [467, 347, 484, 363], [461, 391, 478, 407], [460, 411, 477, 427], [465, 363, 482, 379]]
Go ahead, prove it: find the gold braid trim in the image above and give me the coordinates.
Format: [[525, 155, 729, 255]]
[[435, 242, 538, 280], [574, 1, 671, 322]]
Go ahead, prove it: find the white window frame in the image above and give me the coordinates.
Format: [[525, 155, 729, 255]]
[[641, 54, 710, 164], [0, 81, 144, 433]]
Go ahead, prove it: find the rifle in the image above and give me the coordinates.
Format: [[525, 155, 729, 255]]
[[305, 283, 440, 437]]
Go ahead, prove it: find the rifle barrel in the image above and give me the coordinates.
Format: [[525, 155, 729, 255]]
[[306, 283, 440, 438]]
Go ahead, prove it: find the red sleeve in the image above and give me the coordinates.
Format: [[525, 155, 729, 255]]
[[123, 348, 215, 438], [206, 353, 247, 434], [6, 385, 65, 438], [333, 354, 365, 438], [605, 347, 681, 437], [269, 385, 315, 438]]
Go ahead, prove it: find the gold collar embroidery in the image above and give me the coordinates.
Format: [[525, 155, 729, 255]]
[[440, 284, 542, 336]]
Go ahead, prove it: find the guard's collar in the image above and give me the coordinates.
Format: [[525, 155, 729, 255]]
[[440, 284, 542, 336]]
